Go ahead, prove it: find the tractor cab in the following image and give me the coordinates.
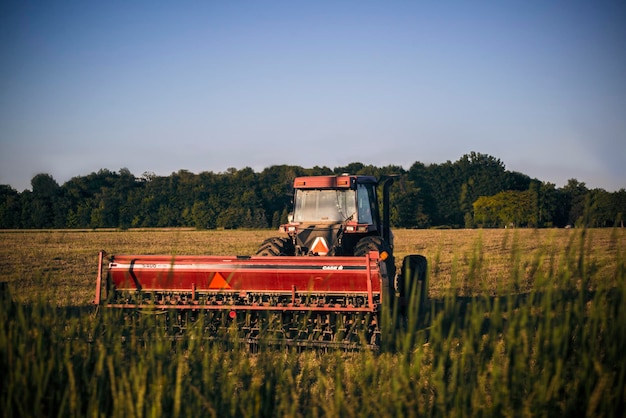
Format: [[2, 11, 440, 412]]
[[273, 175, 390, 257], [290, 175, 379, 229]]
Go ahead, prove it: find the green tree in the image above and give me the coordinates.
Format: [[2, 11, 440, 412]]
[[612, 189, 626, 227], [189, 201, 215, 230], [259, 165, 307, 227], [535, 181, 558, 227], [473, 190, 537, 228], [457, 152, 509, 223], [407, 162, 437, 227], [390, 177, 426, 228], [560, 179, 588, 227], [426, 160, 460, 226], [473, 195, 499, 227], [3, 157, 621, 230], [0, 185, 21, 228], [417, 153, 508, 227], [28, 173, 60, 228]]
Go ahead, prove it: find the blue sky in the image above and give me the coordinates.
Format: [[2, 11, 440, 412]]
[[1, 1, 625, 192]]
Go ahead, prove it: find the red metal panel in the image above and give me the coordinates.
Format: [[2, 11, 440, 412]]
[[293, 175, 377, 190], [107, 253, 382, 295], [94, 251, 105, 305], [293, 175, 352, 189]]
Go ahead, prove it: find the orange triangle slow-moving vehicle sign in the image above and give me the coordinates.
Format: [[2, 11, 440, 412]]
[[208, 271, 231, 289], [310, 237, 329, 255]]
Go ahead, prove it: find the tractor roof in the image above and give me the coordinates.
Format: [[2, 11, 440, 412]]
[[293, 175, 378, 190]]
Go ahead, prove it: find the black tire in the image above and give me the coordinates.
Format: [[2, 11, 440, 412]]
[[353, 236, 388, 256], [354, 236, 396, 280], [399, 254, 428, 311], [255, 237, 295, 256]]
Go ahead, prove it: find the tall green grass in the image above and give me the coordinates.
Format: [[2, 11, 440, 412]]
[[1, 229, 624, 417]]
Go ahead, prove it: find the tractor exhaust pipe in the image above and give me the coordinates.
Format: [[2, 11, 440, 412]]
[[379, 175, 397, 244]]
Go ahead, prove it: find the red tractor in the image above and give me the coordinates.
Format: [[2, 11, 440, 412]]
[[257, 174, 399, 272]]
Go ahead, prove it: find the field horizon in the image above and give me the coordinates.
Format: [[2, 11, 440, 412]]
[[0, 227, 623, 305]]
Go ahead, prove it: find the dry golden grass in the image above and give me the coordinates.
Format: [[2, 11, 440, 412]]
[[0, 229, 276, 306], [1, 228, 623, 305], [393, 228, 624, 296]]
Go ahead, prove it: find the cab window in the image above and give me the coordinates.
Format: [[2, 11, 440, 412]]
[[357, 184, 375, 225]]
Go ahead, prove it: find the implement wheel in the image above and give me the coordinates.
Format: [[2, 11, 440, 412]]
[[399, 255, 428, 312]]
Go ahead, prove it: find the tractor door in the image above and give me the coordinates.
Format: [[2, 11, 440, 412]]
[[357, 183, 380, 230]]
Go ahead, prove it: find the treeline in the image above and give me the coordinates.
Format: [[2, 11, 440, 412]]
[[1, 152, 624, 230]]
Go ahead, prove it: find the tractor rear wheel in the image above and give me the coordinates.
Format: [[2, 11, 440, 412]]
[[354, 236, 395, 279], [353, 236, 389, 256], [255, 237, 295, 256]]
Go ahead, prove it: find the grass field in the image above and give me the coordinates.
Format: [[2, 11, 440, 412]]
[[1, 228, 625, 416], [0, 228, 623, 304]]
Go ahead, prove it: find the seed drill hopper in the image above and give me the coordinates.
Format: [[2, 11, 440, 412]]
[[95, 175, 428, 348]]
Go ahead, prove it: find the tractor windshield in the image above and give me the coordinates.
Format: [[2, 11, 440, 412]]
[[293, 189, 357, 223]]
